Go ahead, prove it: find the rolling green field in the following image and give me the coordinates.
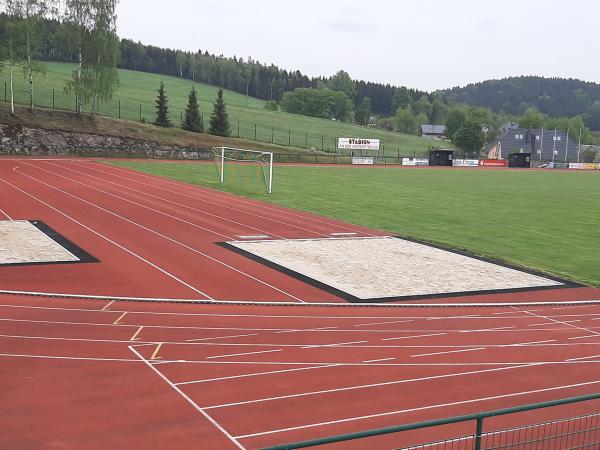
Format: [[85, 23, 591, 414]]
[[0, 62, 446, 155], [108, 160, 600, 287]]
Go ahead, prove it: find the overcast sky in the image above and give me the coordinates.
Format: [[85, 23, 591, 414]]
[[117, 0, 599, 92]]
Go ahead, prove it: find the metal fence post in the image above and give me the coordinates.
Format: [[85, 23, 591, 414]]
[[254, 123, 257, 140], [271, 127, 274, 144], [139, 104, 142, 122], [474, 416, 484, 450], [288, 130, 291, 146], [4, 82, 6, 102], [237, 121, 240, 138], [118, 100, 121, 119], [52, 89, 55, 109], [305, 132, 308, 148], [321, 135, 324, 151]]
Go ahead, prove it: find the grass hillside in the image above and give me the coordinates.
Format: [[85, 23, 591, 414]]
[[109, 160, 600, 287], [0, 62, 449, 155]]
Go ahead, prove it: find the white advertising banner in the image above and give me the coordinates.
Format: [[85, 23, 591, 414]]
[[401, 158, 429, 166], [453, 159, 479, 167], [352, 157, 374, 165], [338, 138, 380, 150]]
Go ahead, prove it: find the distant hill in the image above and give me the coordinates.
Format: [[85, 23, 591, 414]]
[[437, 76, 600, 126]]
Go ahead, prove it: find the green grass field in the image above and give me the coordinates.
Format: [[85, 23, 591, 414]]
[[107, 160, 600, 287], [0, 62, 446, 155]]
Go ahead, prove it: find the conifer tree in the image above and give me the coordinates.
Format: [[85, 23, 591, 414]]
[[155, 81, 171, 127], [209, 89, 230, 137], [182, 86, 203, 132]]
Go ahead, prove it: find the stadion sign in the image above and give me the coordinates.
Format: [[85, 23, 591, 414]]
[[338, 138, 380, 151]]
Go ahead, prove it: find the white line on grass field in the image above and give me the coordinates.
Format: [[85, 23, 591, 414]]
[[16, 164, 306, 303], [129, 345, 245, 450], [232, 379, 600, 440], [206, 363, 544, 411]]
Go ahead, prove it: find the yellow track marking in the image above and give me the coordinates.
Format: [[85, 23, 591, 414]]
[[113, 312, 127, 325], [129, 326, 144, 341], [150, 343, 163, 360]]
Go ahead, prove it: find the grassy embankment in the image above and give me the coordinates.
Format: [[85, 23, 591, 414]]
[[0, 62, 447, 155]]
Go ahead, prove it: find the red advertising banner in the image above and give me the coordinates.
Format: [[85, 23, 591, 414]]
[[479, 159, 508, 167]]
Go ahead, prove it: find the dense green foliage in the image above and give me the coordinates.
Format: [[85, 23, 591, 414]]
[[109, 161, 600, 287], [209, 89, 230, 137], [0, 62, 444, 153], [0, 13, 427, 117], [281, 88, 353, 121], [439, 76, 600, 130]]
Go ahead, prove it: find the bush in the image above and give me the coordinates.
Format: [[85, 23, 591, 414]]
[[581, 148, 598, 163], [264, 100, 279, 111]]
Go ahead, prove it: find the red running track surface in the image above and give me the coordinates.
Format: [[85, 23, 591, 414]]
[[1, 158, 599, 449]]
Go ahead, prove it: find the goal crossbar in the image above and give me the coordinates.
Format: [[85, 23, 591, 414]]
[[212, 147, 274, 194]]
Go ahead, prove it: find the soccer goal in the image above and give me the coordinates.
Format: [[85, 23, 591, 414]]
[[212, 147, 274, 194]]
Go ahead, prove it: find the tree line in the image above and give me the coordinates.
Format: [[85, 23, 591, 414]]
[[439, 76, 600, 131]]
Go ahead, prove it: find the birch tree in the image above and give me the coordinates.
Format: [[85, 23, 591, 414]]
[[63, 0, 92, 113], [5, 0, 57, 111], [81, 0, 119, 114]]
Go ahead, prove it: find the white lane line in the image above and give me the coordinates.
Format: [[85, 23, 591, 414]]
[[330, 232, 357, 236], [516, 307, 600, 338], [186, 334, 259, 342], [101, 300, 116, 311], [274, 326, 338, 334], [206, 349, 283, 360], [74, 161, 334, 238], [233, 378, 600, 440], [382, 333, 447, 341], [42, 160, 285, 241], [175, 364, 343, 386], [354, 320, 413, 327], [0, 177, 212, 299], [51, 163, 292, 239], [427, 314, 482, 321], [0, 352, 141, 362], [460, 326, 516, 333], [569, 335, 600, 340], [205, 364, 543, 411], [363, 358, 395, 363], [411, 348, 486, 358], [85, 161, 373, 237], [301, 340, 368, 349], [566, 354, 600, 362], [129, 346, 245, 450], [16, 164, 305, 303], [528, 320, 582, 327], [0, 208, 13, 220], [505, 340, 556, 346]]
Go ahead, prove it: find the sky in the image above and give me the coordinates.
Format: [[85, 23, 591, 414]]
[[117, 0, 600, 92]]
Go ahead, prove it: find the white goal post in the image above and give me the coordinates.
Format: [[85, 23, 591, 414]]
[[212, 147, 274, 194]]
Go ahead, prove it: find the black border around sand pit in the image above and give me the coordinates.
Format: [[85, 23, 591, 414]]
[[0, 220, 98, 267], [219, 236, 583, 304]]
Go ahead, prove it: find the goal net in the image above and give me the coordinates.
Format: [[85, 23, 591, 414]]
[[212, 147, 274, 194]]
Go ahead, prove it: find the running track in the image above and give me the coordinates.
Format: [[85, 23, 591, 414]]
[[1, 158, 600, 449]]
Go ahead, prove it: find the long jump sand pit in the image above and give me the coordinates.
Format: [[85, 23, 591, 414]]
[[0, 220, 94, 266], [226, 236, 569, 302]]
